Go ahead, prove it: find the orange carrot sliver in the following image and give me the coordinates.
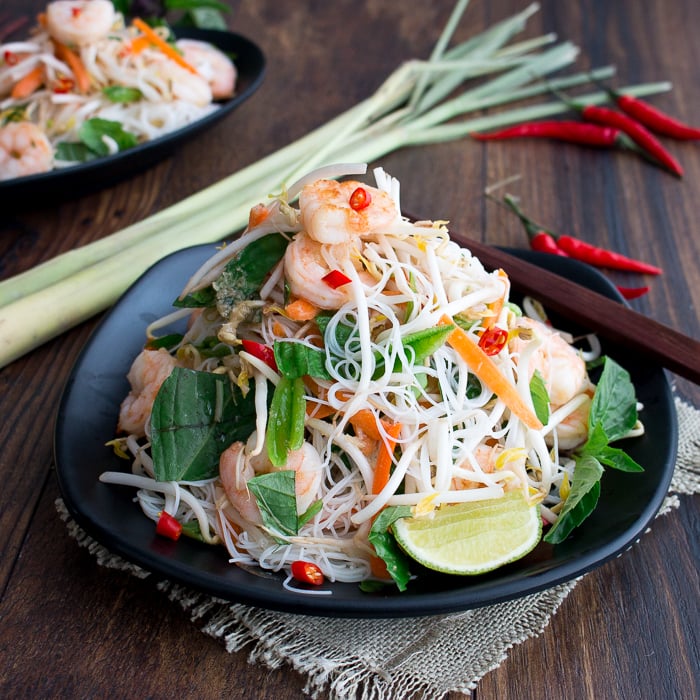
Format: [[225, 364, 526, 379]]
[[349, 408, 390, 441], [285, 298, 319, 321], [372, 422, 402, 495], [132, 18, 198, 75], [11, 65, 44, 99], [53, 40, 90, 94], [440, 315, 542, 431]]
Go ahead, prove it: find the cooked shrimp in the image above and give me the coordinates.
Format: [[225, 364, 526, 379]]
[[0, 122, 53, 180], [284, 233, 355, 309], [549, 393, 593, 450], [511, 317, 590, 407], [299, 179, 400, 244], [176, 38, 236, 100], [220, 436, 324, 520], [147, 54, 213, 106], [219, 441, 263, 525], [45, 0, 116, 47], [117, 348, 179, 436]]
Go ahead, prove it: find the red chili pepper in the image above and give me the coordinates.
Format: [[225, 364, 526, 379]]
[[555, 236, 662, 274], [322, 269, 352, 289], [478, 327, 509, 356], [4, 51, 19, 66], [616, 285, 650, 300], [290, 560, 324, 585], [156, 511, 182, 541], [472, 121, 625, 148], [240, 339, 278, 371], [71, 7, 82, 17], [53, 76, 75, 94], [595, 82, 700, 140], [502, 195, 662, 274], [530, 231, 569, 256], [558, 93, 683, 177], [349, 187, 371, 211]]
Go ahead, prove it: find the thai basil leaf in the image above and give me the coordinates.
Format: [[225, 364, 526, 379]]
[[588, 356, 638, 442], [247, 470, 298, 538], [55, 141, 99, 163], [368, 505, 413, 591], [529, 370, 550, 427], [79, 118, 139, 156], [266, 376, 306, 466], [298, 499, 323, 528], [165, 0, 230, 12], [102, 86, 142, 103], [174, 234, 288, 310], [274, 340, 331, 380], [316, 313, 355, 349], [543, 455, 603, 544], [145, 333, 184, 351], [151, 367, 257, 481]]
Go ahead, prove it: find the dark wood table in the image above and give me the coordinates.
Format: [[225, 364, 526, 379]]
[[2, 1, 698, 698]]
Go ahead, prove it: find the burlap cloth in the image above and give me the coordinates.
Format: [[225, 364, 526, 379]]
[[57, 396, 700, 700]]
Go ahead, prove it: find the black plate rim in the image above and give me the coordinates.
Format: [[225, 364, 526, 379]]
[[0, 28, 265, 199], [54, 243, 677, 618]]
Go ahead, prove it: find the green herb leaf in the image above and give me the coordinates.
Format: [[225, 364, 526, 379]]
[[274, 340, 331, 380], [588, 357, 638, 442], [150, 367, 257, 481], [592, 444, 644, 472], [79, 118, 139, 156], [266, 376, 306, 466], [165, 0, 230, 12], [529, 369, 550, 426], [145, 333, 184, 351], [102, 85, 143, 103], [369, 505, 413, 591], [247, 470, 298, 538], [543, 455, 603, 544], [55, 141, 99, 163], [298, 499, 323, 528]]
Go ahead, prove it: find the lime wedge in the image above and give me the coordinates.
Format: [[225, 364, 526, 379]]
[[392, 491, 542, 575]]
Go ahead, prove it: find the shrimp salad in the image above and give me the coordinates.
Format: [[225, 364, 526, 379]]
[[0, 0, 236, 180], [102, 163, 644, 592]]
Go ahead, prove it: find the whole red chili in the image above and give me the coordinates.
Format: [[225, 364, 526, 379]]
[[290, 560, 325, 586], [478, 327, 509, 356], [502, 195, 662, 274], [616, 285, 650, 300], [156, 511, 182, 541], [558, 93, 683, 177], [503, 195, 568, 257], [472, 121, 625, 148], [349, 187, 371, 211], [597, 83, 700, 140], [240, 339, 278, 371], [322, 269, 352, 289]]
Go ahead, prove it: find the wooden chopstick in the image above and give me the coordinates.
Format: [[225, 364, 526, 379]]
[[451, 233, 700, 385]]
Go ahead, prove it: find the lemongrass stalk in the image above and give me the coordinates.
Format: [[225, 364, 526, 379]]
[[407, 0, 471, 110]]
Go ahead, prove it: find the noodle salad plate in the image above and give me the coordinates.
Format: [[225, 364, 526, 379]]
[[55, 172, 676, 618], [1, 26, 265, 204]]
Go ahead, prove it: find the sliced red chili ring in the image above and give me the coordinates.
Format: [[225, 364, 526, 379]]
[[4, 51, 19, 66], [156, 511, 182, 541], [291, 560, 324, 585], [53, 76, 75, 94], [240, 339, 278, 371], [349, 186, 371, 211], [322, 269, 352, 289], [478, 327, 508, 356]]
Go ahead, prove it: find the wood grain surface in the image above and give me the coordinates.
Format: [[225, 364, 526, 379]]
[[1, 1, 698, 699]]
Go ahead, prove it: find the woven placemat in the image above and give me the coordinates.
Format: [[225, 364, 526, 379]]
[[57, 396, 700, 700]]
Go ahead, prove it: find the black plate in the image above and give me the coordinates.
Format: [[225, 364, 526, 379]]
[[1, 28, 265, 207], [54, 244, 677, 618]]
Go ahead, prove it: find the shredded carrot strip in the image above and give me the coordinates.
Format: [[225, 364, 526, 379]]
[[285, 298, 319, 321], [132, 18, 198, 75], [440, 314, 542, 430], [372, 422, 402, 494], [369, 554, 392, 580], [52, 40, 90, 93], [349, 408, 390, 441], [128, 36, 151, 55], [248, 203, 271, 228], [11, 65, 44, 99]]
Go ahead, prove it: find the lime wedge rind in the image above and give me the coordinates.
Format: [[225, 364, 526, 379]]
[[392, 492, 542, 576]]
